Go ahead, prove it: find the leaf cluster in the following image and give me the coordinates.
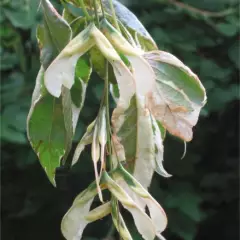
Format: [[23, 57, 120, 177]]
[[1, 0, 239, 240]]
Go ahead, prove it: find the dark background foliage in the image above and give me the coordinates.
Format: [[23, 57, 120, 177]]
[[1, 0, 239, 239]]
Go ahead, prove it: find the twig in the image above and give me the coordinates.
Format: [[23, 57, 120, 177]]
[[165, 0, 237, 18]]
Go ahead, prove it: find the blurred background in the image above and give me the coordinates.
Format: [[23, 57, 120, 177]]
[[1, 0, 239, 239]]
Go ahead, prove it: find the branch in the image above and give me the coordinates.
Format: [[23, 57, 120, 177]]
[[165, 0, 237, 18]]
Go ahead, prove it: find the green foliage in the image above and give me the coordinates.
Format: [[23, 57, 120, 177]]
[[27, 0, 73, 185], [1, 0, 239, 240]]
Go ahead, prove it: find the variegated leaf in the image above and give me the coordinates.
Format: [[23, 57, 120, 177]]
[[72, 120, 95, 166], [110, 39, 156, 189], [151, 115, 171, 177], [27, 0, 73, 185], [44, 23, 95, 97], [111, 197, 133, 240], [145, 51, 207, 142], [113, 165, 168, 235], [112, 96, 156, 189], [103, 172, 156, 240], [85, 202, 111, 222], [102, 0, 157, 51], [61, 182, 109, 240], [61, 183, 97, 240]]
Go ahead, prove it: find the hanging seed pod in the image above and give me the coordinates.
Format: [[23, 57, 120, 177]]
[[91, 123, 103, 202], [72, 120, 96, 166], [98, 107, 107, 176]]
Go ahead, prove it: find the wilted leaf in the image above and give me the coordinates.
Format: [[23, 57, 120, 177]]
[[151, 115, 171, 177], [145, 51, 206, 142], [111, 198, 133, 240], [85, 202, 111, 222], [71, 55, 92, 133], [112, 95, 156, 189], [111, 49, 156, 189], [103, 172, 156, 240], [113, 165, 168, 235], [72, 121, 95, 166], [44, 23, 94, 97], [61, 183, 97, 240]]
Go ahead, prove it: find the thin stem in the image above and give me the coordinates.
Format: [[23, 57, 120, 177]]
[[108, 0, 120, 31], [106, 223, 115, 238], [78, 0, 91, 20], [99, 0, 106, 18], [165, 0, 237, 18], [104, 61, 113, 171], [93, 0, 100, 27]]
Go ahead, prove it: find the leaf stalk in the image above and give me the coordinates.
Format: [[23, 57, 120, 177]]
[[108, 0, 120, 31], [78, 0, 91, 20]]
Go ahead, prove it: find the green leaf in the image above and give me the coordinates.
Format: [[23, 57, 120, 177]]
[[27, 92, 67, 184], [27, 0, 74, 185], [38, 0, 72, 69], [3, 0, 38, 29], [166, 191, 203, 222], [62, 8, 87, 37], [0, 51, 18, 70], [228, 41, 239, 69], [90, 47, 117, 84], [41, 0, 72, 56], [157, 120, 166, 140], [216, 22, 238, 37]]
